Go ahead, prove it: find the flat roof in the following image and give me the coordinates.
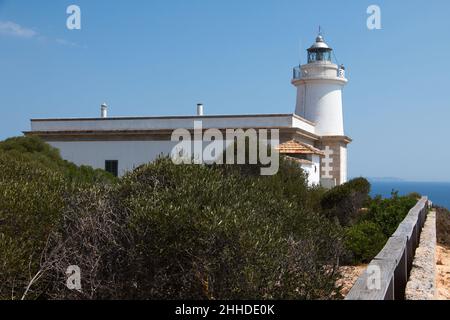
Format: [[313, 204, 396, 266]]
[[29, 113, 318, 137], [31, 113, 315, 125]]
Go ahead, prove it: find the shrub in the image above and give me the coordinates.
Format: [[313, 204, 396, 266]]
[[0, 136, 116, 184], [407, 192, 422, 200], [0, 136, 116, 300], [42, 184, 132, 300], [41, 157, 344, 300], [0, 152, 66, 300], [363, 193, 418, 237], [343, 192, 418, 264], [0, 137, 345, 300], [436, 207, 450, 247], [118, 158, 344, 300], [321, 177, 371, 226], [344, 221, 387, 264]]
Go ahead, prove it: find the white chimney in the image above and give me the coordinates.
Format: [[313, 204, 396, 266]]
[[101, 103, 108, 118], [197, 103, 204, 116]]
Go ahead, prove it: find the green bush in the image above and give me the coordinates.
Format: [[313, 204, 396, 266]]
[[121, 158, 343, 300], [0, 136, 116, 184], [0, 136, 117, 299], [0, 152, 66, 300], [344, 221, 387, 264], [42, 157, 344, 300], [0, 137, 345, 300], [343, 192, 418, 264], [407, 192, 422, 200], [321, 177, 371, 226], [363, 193, 418, 237]]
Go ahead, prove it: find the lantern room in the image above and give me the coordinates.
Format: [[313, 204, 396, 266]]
[[307, 35, 332, 63]]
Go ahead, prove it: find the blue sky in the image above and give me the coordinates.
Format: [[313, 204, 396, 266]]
[[0, 0, 449, 181]]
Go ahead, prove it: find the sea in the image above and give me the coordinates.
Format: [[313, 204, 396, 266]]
[[369, 180, 450, 210]]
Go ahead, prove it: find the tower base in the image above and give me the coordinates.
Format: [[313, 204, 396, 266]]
[[317, 136, 352, 187]]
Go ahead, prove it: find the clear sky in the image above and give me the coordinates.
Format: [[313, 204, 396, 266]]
[[0, 0, 449, 182]]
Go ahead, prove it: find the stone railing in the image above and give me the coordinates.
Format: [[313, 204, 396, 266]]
[[346, 197, 430, 300]]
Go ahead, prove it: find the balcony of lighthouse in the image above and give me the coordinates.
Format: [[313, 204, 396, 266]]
[[292, 63, 347, 82]]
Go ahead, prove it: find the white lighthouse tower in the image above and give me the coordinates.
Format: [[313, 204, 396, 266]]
[[292, 34, 351, 186], [293, 34, 347, 135]]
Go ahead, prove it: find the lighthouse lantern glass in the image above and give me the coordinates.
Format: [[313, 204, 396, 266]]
[[308, 49, 332, 63]]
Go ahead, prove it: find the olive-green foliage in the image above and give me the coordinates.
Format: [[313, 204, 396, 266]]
[[362, 192, 418, 237], [0, 152, 66, 300], [46, 157, 343, 300], [321, 177, 371, 226], [0, 136, 116, 300], [320, 179, 419, 265], [1, 136, 343, 300], [344, 221, 387, 263], [219, 147, 327, 214], [344, 191, 418, 264], [407, 192, 422, 200], [0, 136, 116, 184], [130, 157, 341, 299]]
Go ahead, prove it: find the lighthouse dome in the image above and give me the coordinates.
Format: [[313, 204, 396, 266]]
[[308, 35, 332, 51]]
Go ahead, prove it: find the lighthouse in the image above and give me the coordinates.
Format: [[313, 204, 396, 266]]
[[292, 34, 351, 186], [27, 31, 352, 187], [293, 34, 347, 136]]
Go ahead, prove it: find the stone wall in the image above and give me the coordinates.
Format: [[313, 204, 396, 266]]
[[405, 211, 437, 300]]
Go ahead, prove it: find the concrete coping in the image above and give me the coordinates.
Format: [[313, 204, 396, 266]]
[[393, 222, 415, 238], [375, 236, 408, 263], [346, 259, 397, 300]]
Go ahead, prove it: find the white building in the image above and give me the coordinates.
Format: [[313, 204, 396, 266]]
[[26, 34, 351, 187]]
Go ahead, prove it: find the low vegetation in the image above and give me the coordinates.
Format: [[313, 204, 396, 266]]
[[0, 136, 418, 300], [436, 207, 450, 247], [346, 192, 418, 263]]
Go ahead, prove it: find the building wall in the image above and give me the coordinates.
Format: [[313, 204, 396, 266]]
[[48, 137, 281, 177], [300, 155, 321, 186], [49, 140, 177, 176], [46, 136, 323, 185], [32, 114, 331, 183]]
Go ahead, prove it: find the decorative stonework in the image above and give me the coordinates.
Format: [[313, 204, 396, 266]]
[[321, 146, 334, 179], [317, 136, 351, 186]]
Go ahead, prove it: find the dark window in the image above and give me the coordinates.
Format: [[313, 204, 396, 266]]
[[105, 160, 118, 177]]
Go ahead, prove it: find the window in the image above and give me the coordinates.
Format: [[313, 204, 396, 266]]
[[105, 160, 119, 177], [307, 50, 332, 63]]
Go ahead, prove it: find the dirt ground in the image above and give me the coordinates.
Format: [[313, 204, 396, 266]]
[[436, 244, 450, 300], [436, 208, 450, 300], [337, 265, 367, 297]]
